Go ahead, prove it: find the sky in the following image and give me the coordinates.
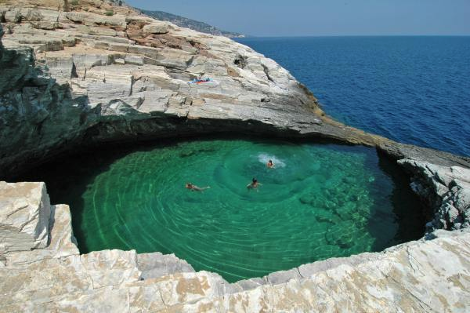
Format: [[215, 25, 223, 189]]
[[125, 0, 470, 37]]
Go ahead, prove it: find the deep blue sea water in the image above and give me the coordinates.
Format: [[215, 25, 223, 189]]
[[237, 37, 470, 157]]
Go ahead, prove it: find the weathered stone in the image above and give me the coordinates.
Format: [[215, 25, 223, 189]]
[[0, 182, 51, 253], [65, 11, 126, 29], [127, 44, 160, 58], [143, 22, 169, 35], [79, 249, 141, 288], [137, 252, 195, 280], [266, 268, 301, 285], [16, 35, 64, 51], [30, 20, 60, 30], [125, 15, 155, 25], [76, 25, 118, 37], [124, 54, 144, 65], [398, 159, 470, 230], [44, 56, 74, 83], [4, 9, 22, 23], [4, 204, 79, 266], [61, 35, 76, 47]]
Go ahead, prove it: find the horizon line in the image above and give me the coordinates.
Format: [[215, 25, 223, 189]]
[[237, 34, 470, 39]]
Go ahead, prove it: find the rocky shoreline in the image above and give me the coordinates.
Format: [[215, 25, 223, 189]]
[[1, 0, 470, 311], [1, 180, 470, 312]]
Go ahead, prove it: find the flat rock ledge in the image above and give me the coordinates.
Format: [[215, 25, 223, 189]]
[[1, 181, 470, 312]]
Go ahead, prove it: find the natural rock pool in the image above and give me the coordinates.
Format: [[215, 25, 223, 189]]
[[17, 138, 425, 282]]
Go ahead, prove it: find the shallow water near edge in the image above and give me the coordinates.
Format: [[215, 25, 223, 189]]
[[17, 139, 424, 282]]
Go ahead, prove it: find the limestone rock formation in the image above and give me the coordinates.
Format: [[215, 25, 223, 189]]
[[138, 252, 195, 280], [0, 0, 327, 178], [1, 1, 470, 311], [0, 181, 469, 312], [0, 181, 51, 253], [399, 159, 470, 230]]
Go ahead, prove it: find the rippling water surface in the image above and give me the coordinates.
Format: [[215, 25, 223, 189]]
[[237, 36, 470, 156], [20, 139, 424, 282]]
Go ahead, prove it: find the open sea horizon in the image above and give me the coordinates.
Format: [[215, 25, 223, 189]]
[[237, 36, 470, 157]]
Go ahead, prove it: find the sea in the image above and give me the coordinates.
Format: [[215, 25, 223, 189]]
[[237, 36, 470, 157]]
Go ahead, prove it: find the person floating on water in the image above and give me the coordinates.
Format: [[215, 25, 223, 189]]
[[185, 183, 210, 192], [267, 159, 275, 168], [247, 178, 261, 191]]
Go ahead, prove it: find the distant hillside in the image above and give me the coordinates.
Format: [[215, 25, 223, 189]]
[[140, 9, 244, 38]]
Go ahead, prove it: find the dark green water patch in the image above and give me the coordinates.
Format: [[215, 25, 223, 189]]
[[15, 138, 424, 282]]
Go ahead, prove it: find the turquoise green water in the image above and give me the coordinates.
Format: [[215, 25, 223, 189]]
[[17, 139, 424, 282]]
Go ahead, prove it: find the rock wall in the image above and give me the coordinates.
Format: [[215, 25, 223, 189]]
[[398, 159, 470, 231], [0, 181, 51, 253], [1, 181, 469, 312]]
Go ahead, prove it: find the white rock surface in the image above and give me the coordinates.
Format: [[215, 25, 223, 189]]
[[0, 181, 51, 253], [399, 159, 470, 230], [143, 22, 169, 35]]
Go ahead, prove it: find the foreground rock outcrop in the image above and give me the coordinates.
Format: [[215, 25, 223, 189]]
[[0, 181, 50, 253], [1, 0, 470, 312], [1, 181, 469, 312]]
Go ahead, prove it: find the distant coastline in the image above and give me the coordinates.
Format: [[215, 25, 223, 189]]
[[140, 9, 245, 38], [237, 35, 470, 40]]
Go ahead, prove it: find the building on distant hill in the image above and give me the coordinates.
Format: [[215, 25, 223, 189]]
[[140, 9, 245, 38]]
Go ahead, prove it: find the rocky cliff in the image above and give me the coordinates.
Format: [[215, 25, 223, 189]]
[[1, 0, 470, 311], [2, 0, 419, 179], [0, 0, 321, 176]]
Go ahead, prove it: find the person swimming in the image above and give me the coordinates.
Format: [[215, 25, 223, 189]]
[[267, 159, 275, 168], [185, 183, 210, 192], [247, 178, 261, 191]]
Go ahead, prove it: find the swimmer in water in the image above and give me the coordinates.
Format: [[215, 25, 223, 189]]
[[247, 178, 261, 191], [185, 183, 210, 192], [267, 159, 275, 168]]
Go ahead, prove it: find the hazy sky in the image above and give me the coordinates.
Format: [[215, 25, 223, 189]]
[[125, 0, 470, 37]]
